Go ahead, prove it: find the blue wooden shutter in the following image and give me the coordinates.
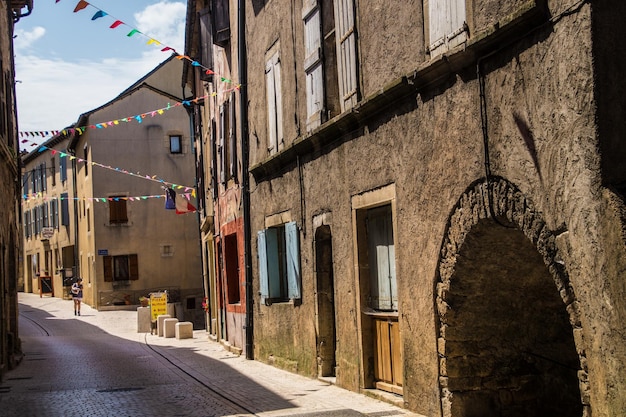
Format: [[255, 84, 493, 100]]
[[257, 230, 269, 304], [60, 156, 67, 182], [285, 221, 301, 300], [42, 163, 47, 192], [25, 211, 30, 238], [23, 174, 29, 196]]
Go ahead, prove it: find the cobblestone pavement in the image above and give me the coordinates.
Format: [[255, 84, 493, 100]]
[[0, 293, 427, 417]]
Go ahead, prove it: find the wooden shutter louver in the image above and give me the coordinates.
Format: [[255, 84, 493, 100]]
[[103, 256, 113, 282], [129, 254, 139, 280], [199, 8, 214, 81], [334, 0, 358, 111], [212, 0, 230, 47], [286, 221, 301, 300]]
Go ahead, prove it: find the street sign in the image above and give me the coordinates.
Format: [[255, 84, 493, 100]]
[[150, 292, 167, 321]]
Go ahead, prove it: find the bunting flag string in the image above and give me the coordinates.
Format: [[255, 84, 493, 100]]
[[18, 89, 241, 140], [57, 0, 241, 88], [22, 192, 196, 204], [24, 140, 196, 194]]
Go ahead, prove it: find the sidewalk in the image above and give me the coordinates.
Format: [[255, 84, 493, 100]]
[[15, 292, 427, 417]]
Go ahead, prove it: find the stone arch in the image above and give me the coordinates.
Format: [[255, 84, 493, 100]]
[[436, 177, 588, 417]]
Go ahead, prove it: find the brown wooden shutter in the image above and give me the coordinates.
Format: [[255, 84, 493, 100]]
[[103, 256, 112, 282], [129, 254, 139, 280]]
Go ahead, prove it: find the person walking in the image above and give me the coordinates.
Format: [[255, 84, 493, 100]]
[[71, 278, 83, 316]]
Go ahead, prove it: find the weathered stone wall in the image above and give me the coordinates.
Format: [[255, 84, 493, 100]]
[[246, 1, 625, 416]]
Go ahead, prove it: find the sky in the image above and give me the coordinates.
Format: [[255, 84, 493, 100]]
[[13, 0, 187, 146]]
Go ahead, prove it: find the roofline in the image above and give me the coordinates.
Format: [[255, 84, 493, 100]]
[[67, 83, 185, 152]]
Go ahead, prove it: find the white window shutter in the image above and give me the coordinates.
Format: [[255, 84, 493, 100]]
[[334, 0, 358, 112], [273, 55, 283, 150], [229, 92, 237, 181], [219, 104, 226, 183], [304, 6, 324, 130], [285, 221, 301, 300], [265, 53, 283, 153], [429, 0, 467, 56]]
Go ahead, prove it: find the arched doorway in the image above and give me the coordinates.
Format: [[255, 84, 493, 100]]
[[436, 178, 588, 417]]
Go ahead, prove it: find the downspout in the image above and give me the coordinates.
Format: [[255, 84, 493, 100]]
[[239, 0, 253, 360]]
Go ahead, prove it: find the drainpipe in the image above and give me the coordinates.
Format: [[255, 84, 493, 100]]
[[239, 0, 253, 360]]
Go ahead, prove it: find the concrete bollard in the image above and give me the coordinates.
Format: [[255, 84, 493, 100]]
[[156, 314, 171, 337], [175, 322, 193, 340], [163, 318, 179, 338], [137, 306, 151, 333]]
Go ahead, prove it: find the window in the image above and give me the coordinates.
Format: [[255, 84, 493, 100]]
[[103, 254, 139, 282], [257, 221, 301, 304], [365, 205, 397, 311], [61, 193, 70, 226], [218, 96, 237, 183], [170, 135, 182, 154], [427, 0, 467, 57], [224, 233, 240, 304], [334, 0, 358, 111], [31, 163, 47, 194], [303, 1, 324, 130], [161, 244, 173, 257], [108, 196, 128, 224], [265, 46, 283, 154], [83, 145, 89, 176]]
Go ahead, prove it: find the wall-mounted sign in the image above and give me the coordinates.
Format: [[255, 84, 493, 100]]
[[97, 249, 108, 256], [41, 227, 54, 240]]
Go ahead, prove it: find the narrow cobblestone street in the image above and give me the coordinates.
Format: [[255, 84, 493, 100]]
[[0, 293, 424, 417]]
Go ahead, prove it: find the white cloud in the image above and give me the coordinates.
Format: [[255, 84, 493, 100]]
[[14, 26, 46, 50], [14, 1, 187, 143], [134, 1, 187, 53], [15, 53, 167, 134]]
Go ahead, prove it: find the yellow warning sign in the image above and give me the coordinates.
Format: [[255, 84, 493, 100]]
[[150, 292, 167, 321]]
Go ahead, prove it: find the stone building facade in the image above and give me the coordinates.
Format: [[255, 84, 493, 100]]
[[0, 0, 33, 378], [244, 1, 626, 416], [66, 56, 203, 322], [184, 0, 250, 355], [21, 134, 76, 300]]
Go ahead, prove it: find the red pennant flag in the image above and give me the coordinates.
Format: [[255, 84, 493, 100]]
[[110, 20, 123, 29], [73, 0, 89, 13]]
